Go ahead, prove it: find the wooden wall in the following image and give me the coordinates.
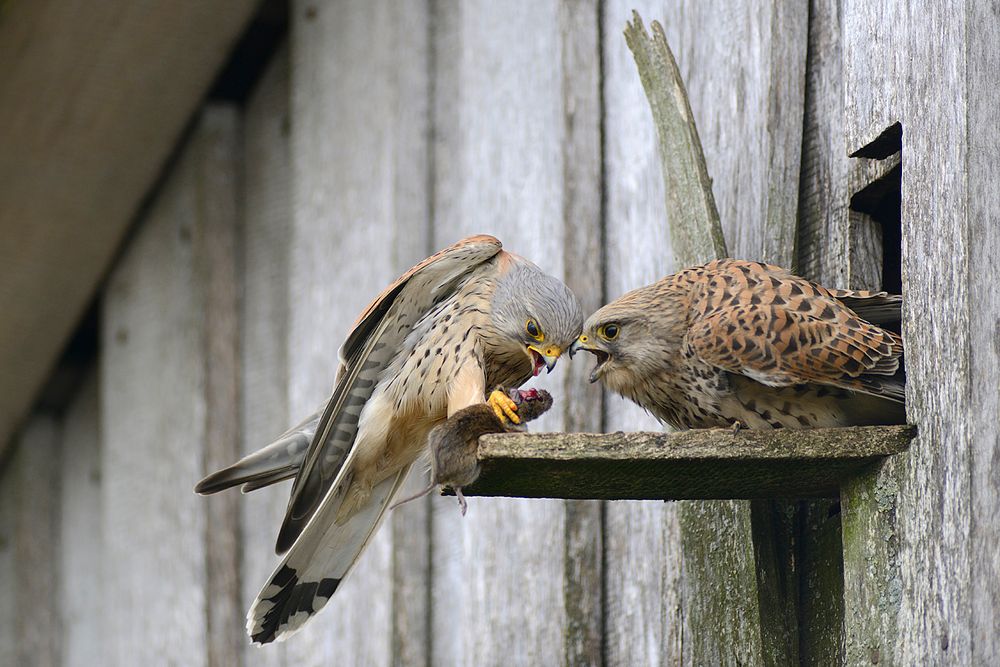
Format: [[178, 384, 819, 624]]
[[1, 1, 998, 665]]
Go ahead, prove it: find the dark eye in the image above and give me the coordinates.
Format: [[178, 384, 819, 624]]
[[601, 323, 620, 340], [526, 318, 542, 340]]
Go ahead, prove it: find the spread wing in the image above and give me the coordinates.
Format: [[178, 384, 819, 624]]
[[274, 234, 502, 554], [687, 260, 904, 401]]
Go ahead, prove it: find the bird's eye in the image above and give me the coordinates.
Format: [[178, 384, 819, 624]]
[[525, 318, 544, 341], [599, 323, 620, 340]]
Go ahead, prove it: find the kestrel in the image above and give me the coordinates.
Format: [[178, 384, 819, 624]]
[[570, 259, 904, 429], [196, 235, 582, 644]]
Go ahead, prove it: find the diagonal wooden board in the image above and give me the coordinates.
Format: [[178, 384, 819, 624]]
[[0, 0, 257, 451]]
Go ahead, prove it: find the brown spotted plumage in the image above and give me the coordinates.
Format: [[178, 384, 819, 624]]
[[571, 259, 904, 430]]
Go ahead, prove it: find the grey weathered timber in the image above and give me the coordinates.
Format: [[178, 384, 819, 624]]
[[622, 12, 727, 265], [553, 2, 604, 664], [0, 0, 257, 453], [240, 43, 294, 667], [286, 1, 431, 663], [839, 1, 1000, 664], [805, 5, 896, 663], [102, 108, 242, 666], [430, 2, 602, 664], [58, 373, 104, 667], [606, 3, 808, 664], [602, 3, 683, 660], [461, 426, 914, 500], [1, 416, 61, 667], [199, 108, 244, 667]]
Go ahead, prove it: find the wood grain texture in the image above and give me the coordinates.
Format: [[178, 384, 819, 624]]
[[429, 2, 601, 664], [240, 43, 294, 667], [465, 426, 914, 500], [895, 2, 995, 663], [966, 0, 1000, 658], [622, 12, 727, 265], [0, 0, 257, 453], [797, 0, 849, 285], [603, 6, 684, 663], [101, 110, 241, 666], [811, 4, 898, 663], [58, 372, 104, 667], [287, 1, 431, 663], [197, 107, 244, 667], [841, 1, 1000, 663], [605, 2, 808, 664]]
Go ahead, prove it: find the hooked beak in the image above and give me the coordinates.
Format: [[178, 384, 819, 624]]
[[569, 335, 610, 383], [527, 345, 562, 375]]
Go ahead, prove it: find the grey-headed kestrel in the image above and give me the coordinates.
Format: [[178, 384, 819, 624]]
[[570, 259, 904, 429], [195, 235, 582, 644]]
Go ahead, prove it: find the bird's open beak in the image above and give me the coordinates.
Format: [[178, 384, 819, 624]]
[[569, 335, 609, 383], [527, 345, 561, 375]]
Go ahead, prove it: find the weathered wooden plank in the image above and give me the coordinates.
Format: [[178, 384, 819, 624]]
[[198, 108, 244, 667], [286, 1, 431, 664], [622, 12, 727, 265], [6, 416, 62, 667], [240, 43, 294, 667], [463, 427, 914, 500], [841, 458, 902, 666], [58, 372, 104, 667], [602, 4, 683, 662], [429, 2, 601, 664], [0, 0, 258, 453], [966, 0, 1000, 659], [102, 108, 241, 666], [840, 1, 1000, 664], [554, 2, 605, 664]]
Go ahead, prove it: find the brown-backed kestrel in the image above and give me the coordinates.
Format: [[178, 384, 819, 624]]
[[196, 235, 582, 643], [571, 259, 904, 429]]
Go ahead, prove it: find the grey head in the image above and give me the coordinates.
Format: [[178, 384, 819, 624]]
[[490, 259, 584, 375]]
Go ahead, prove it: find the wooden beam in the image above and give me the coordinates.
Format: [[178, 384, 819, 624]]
[[0, 0, 257, 452], [461, 426, 915, 500]]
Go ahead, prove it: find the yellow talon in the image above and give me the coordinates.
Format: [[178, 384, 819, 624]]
[[488, 389, 520, 425]]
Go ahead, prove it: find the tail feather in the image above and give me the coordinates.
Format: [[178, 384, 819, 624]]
[[246, 465, 411, 644], [194, 408, 321, 495]]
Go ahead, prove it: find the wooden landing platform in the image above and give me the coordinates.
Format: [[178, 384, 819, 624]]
[[462, 425, 916, 500]]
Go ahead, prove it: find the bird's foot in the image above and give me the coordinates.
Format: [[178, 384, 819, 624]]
[[488, 389, 520, 425], [731, 420, 743, 434], [456, 487, 468, 516]]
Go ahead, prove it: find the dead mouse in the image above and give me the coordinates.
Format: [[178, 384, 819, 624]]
[[391, 387, 553, 515]]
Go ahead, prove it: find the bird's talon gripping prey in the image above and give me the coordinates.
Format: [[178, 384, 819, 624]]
[[489, 389, 521, 424], [389, 389, 554, 516]]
